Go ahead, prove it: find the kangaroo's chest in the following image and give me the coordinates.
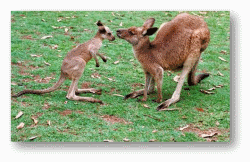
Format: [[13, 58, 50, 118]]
[[88, 41, 102, 53], [132, 48, 138, 59]]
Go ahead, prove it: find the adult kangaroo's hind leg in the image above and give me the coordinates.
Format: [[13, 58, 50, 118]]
[[188, 28, 210, 86], [157, 29, 206, 110], [124, 72, 154, 100], [188, 60, 209, 86]]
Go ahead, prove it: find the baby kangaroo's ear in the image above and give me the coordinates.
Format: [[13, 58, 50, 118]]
[[142, 27, 158, 36], [97, 20, 103, 26]]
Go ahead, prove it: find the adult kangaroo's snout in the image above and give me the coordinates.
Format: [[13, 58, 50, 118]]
[[116, 29, 122, 37], [116, 29, 127, 38]]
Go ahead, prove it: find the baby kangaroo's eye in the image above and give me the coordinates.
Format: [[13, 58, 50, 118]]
[[107, 33, 111, 36]]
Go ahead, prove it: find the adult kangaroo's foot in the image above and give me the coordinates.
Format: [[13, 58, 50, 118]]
[[124, 90, 144, 100]]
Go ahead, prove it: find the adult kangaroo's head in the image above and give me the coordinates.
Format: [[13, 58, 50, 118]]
[[116, 18, 158, 46]]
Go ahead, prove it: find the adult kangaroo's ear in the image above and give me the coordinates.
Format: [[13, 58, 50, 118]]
[[143, 18, 155, 29], [142, 27, 158, 36], [97, 20, 103, 26]]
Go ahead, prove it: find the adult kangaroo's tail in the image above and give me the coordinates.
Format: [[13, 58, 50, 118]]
[[12, 75, 66, 97]]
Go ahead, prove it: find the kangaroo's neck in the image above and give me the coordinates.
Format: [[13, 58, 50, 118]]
[[133, 37, 151, 53], [88, 33, 103, 51], [93, 32, 104, 41]]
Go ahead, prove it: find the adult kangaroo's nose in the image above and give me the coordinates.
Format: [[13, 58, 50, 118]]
[[116, 29, 122, 38]]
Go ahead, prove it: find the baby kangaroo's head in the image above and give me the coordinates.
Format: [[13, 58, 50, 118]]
[[96, 20, 115, 41]]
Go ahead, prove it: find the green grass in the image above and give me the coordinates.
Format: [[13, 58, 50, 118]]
[[11, 11, 230, 142]]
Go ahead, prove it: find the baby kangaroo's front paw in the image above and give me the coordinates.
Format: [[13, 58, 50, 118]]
[[102, 57, 107, 62], [96, 63, 100, 67]]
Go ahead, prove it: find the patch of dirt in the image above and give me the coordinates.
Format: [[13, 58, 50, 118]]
[[91, 72, 101, 79], [19, 69, 30, 76], [101, 115, 132, 124], [62, 129, 69, 132], [131, 83, 144, 88], [11, 98, 31, 107], [96, 83, 108, 87], [60, 128, 78, 135], [21, 101, 31, 107], [59, 110, 72, 116], [12, 62, 40, 76], [105, 88, 121, 95], [21, 35, 34, 40], [81, 82, 92, 89], [22, 78, 33, 82], [110, 88, 116, 93], [75, 110, 84, 114], [42, 102, 50, 110], [195, 108, 205, 112], [31, 112, 43, 119], [34, 75, 55, 83], [179, 124, 229, 142]]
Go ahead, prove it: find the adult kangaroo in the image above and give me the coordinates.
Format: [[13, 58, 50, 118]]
[[116, 13, 210, 110], [12, 21, 115, 104]]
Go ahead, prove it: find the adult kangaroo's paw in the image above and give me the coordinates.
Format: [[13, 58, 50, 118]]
[[156, 98, 179, 111], [97, 99, 104, 104], [124, 92, 140, 100], [197, 73, 210, 83]]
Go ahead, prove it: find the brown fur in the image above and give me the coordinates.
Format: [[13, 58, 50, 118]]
[[117, 13, 210, 110], [12, 21, 115, 104]]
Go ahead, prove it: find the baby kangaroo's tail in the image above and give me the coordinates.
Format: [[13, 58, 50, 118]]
[[12, 75, 66, 97]]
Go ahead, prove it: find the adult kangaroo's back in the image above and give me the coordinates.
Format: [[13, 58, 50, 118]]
[[117, 13, 210, 110]]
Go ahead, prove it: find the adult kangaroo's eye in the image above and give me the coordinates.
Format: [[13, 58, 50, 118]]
[[128, 30, 134, 35]]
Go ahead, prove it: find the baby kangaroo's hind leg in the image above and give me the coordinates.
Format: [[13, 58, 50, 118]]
[[76, 88, 102, 95], [66, 79, 103, 104]]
